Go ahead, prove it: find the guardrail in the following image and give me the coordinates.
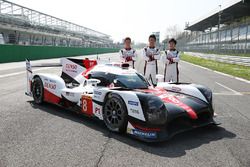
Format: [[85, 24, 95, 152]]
[[0, 44, 119, 63], [185, 52, 250, 67]]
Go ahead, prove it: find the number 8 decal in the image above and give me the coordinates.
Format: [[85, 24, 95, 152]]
[[81, 95, 93, 116], [82, 99, 87, 112]]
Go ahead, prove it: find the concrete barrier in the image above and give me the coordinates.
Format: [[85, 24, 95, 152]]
[[0, 44, 119, 63]]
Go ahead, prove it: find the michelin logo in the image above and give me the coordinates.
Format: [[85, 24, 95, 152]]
[[132, 129, 157, 139]]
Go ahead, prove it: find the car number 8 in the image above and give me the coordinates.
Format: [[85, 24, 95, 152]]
[[82, 99, 88, 112]]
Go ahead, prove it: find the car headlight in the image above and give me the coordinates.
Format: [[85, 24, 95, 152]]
[[146, 96, 168, 125], [193, 84, 213, 104], [201, 88, 213, 104]]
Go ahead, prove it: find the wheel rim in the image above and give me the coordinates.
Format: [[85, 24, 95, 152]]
[[104, 98, 124, 127], [34, 81, 42, 100]]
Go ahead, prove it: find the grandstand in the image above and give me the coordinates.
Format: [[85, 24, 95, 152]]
[[0, 0, 115, 48], [183, 0, 250, 54]]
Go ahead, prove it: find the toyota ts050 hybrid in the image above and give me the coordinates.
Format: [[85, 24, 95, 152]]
[[25, 57, 218, 142]]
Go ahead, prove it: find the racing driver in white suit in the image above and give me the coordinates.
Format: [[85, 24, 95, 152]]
[[162, 38, 180, 82], [143, 34, 161, 86], [119, 37, 137, 69]]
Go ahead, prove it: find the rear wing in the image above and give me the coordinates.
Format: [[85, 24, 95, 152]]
[[25, 58, 98, 96], [61, 58, 97, 84], [25, 59, 33, 96], [25, 59, 61, 96]]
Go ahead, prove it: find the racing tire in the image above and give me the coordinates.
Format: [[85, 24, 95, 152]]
[[103, 93, 128, 133], [32, 77, 44, 104]]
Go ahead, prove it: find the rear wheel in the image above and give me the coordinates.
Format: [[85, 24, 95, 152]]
[[32, 77, 44, 104], [103, 93, 128, 133]]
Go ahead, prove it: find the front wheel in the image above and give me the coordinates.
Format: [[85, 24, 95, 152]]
[[103, 93, 128, 133], [32, 77, 44, 104]]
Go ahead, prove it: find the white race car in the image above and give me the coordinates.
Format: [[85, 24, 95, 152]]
[[25, 57, 218, 142]]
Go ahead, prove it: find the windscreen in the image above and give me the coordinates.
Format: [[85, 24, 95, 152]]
[[114, 73, 149, 89]]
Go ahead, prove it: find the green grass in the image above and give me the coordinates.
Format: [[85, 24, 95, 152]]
[[182, 54, 250, 81], [190, 51, 250, 57]]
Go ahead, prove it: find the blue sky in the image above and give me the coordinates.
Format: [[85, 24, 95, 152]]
[[10, 0, 239, 43]]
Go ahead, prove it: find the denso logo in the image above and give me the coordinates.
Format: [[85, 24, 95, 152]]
[[66, 64, 77, 69], [44, 82, 56, 90]]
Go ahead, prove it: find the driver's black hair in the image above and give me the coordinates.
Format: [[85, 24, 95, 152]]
[[169, 38, 177, 45], [148, 34, 156, 41], [124, 37, 131, 42]]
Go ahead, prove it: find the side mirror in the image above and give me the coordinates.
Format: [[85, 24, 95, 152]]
[[86, 79, 101, 87], [113, 79, 123, 87]]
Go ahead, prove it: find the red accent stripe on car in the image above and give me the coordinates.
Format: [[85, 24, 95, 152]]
[[136, 87, 166, 94], [44, 88, 61, 104], [161, 96, 198, 120], [82, 59, 97, 79], [131, 123, 161, 132], [82, 65, 96, 79], [83, 59, 97, 69], [137, 87, 198, 120]]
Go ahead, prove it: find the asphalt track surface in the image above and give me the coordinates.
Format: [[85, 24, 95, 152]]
[[0, 51, 250, 167]]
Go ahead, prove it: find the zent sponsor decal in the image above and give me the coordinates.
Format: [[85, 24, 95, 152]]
[[128, 100, 138, 106], [130, 108, 139, 114]]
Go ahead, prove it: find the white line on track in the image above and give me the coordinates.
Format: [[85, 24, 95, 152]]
[[216, 82, 243, 95], [213, 92, 242, 96], [0, 67, 55, 78]]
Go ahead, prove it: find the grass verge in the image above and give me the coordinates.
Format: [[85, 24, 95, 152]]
[[187, 51, 250, 57], [181, 54, 250, 81]]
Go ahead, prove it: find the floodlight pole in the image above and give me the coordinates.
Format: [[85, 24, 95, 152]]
[[218, 5, 222, 52]]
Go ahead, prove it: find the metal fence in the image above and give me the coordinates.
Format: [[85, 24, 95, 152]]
[[180, 21, 250, 54]]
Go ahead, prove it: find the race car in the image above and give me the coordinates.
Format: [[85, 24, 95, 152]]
[[25, 57, 218, 142]]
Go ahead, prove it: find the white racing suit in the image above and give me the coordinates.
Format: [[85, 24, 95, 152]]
[[143, 47, 161, 86], [162, 50, 180, 82], [119, 48, 137, 68]]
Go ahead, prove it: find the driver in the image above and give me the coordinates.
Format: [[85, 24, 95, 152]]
[[119, 37, 137, 69], [162, 38, 180, 82], [143, 34, 161, 86]]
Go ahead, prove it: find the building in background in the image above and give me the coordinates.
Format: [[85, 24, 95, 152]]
[[152, 32, 160, 47], [0, 0, 117, 48], [180, 0, 250, 54]]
